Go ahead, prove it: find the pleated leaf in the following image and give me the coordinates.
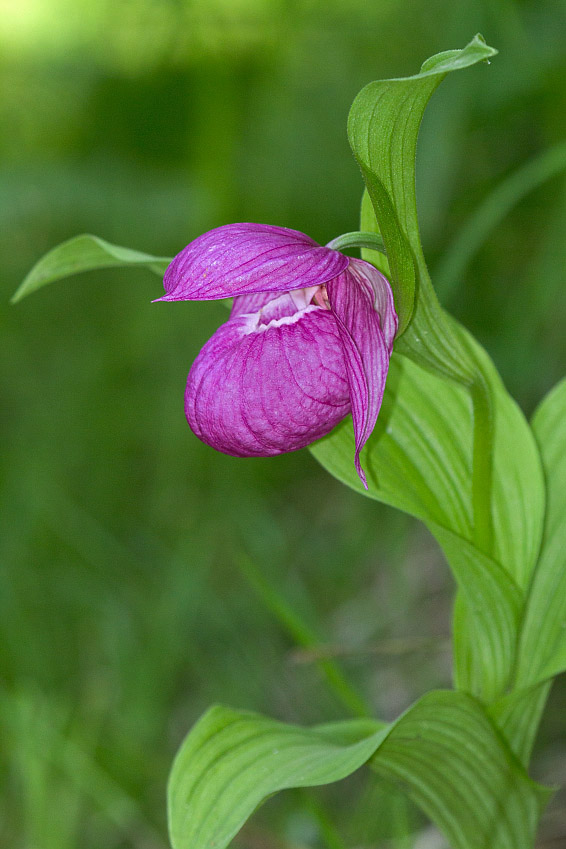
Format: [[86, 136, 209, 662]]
[[447, 318, 545, 590], [11, 234, 170, 303], [168, 708, 388, 849], [514, 378, 566, 687], [370, 691, 550, 849], [489, 682, 553, 767], [348, 34, 497, 383], [168, 691, 549, 849], [430, 525, 522, 701], [310, 320, 545, 701]]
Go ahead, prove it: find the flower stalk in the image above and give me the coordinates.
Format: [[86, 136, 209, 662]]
[[326, 231, 386, 255]]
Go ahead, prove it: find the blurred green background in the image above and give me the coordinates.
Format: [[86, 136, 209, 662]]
[[1, 0, 565, 846]]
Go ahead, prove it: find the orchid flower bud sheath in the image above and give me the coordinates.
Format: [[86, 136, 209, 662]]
[[158, 223, 397, 488]]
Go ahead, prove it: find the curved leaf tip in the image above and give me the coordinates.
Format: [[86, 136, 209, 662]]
[[347, 34, 497, 341], [419, 34, 498, 76], [11, 234, 171, 303]]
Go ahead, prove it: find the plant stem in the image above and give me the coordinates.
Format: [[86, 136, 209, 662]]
[[326, 231, 386, 254]]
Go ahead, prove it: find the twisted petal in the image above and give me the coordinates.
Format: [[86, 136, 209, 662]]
[[185, 296, 351, 457], [161, 223, 348, 302], [326, 258, 398, 487]]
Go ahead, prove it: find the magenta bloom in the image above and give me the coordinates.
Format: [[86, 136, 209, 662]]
[[160, 223, 397, 487]]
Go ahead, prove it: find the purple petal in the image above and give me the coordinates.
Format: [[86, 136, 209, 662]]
[[326, 258, 397, 488], [351, 259, 397, 354], [231, 286, 321, 319], [160, 223, 348, 302], [230, 291, 280, 318], [185, 302, 351, 457]]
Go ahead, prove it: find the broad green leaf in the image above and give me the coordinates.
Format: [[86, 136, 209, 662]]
[[351, 39, 502, 567], [310, 325, 544, 587], [449, 317, 545, 589], [361, 190, 497, 560], [430, 525, 522, 701], [352, 42, 503, 556], [370, 691, 550, 849], [310, 320, 545, 700], [489, 682, 552, 767], [168, 707, 388, 849], [348, 34, 497, 384], [514, 378, 566, 687], [11, 234, 171, 303], [360, 189, 389, 277], [311, 355, 473, 531], [168, 692, 549, 849]]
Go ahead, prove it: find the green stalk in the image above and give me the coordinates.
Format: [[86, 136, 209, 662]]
[[326, 231, 386, 254]]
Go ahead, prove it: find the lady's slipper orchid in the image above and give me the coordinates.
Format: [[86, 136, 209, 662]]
[[159, 223, 397, 487]]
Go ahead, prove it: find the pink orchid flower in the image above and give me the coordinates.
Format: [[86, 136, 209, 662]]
[[159, 223, 397, 488]]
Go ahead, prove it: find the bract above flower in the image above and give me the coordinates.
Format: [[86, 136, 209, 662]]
[[158, 223, 397, 488]]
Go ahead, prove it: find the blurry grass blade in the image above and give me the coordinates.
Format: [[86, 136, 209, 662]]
[[514, 378, 566, 686], [435, 141, 566, 300], [168, 707, 388, 849], [168, 691, 549, 849], [11, 234, 171, 302], [300, 792, 349, 849], [237, 554, 371, 718], [0, 685, 167, 848]]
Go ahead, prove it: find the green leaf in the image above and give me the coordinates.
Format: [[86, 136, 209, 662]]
[[360, 188, 390, 276], [310, 320, 545, 700], [311, 326, 543, 587], [489, 682, 553, 767], [349, 39, 504, 558], [168, 692, 549, 849], [431, 525, 522, 701], [168, 707, 388, 849], [11, 234, 171, 303], [348, 34, 497, 383], [350, 39, 502, 563], [514, 378, 566, 687], [448, 318, 545, 589], [311, 355, 472, 530], [370, 691, 550, 849]]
